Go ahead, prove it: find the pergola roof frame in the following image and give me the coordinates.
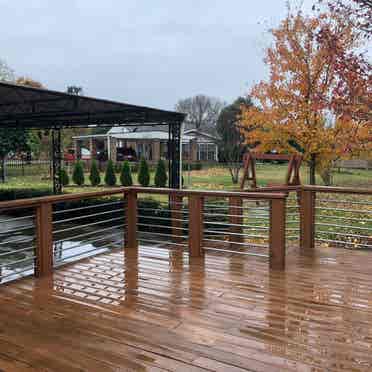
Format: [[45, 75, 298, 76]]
[[0, 81, 185, 193], [0, 81, 185, 129]]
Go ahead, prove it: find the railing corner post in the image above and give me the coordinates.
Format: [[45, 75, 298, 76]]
[[188, 195, 204, 258], [35, 202, 53, 277], [269, 198, 286, 270], [125, 190, 138, 249], [300, 189, 315, 252]]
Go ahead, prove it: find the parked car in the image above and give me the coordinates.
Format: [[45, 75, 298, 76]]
[[64, 148, 91, 162], [116, 147, 137, 162]]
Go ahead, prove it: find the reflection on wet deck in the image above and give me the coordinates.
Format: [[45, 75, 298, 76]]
[[1, 245, 372, 371]]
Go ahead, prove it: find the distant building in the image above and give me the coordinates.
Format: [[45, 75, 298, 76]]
[[72, 125, 219, 163]]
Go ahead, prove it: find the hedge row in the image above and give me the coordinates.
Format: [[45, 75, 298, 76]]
[[64, 158, 168, 187]]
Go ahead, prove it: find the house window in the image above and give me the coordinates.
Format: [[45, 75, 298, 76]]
[[208, 144, 216, 161], [137, 143, 143, 159], [198, 144, 207, 161], [197, 143, 216, 161]]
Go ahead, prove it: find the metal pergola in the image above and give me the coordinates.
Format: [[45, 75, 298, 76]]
[[0, 81, 185, 193]]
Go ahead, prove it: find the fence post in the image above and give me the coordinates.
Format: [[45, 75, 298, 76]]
[[35, 202, 53, 277], [300, 189, 316, 252], [189, 195, 204, 258], [125, 190, 138, 249], [269, 198, 286, 270], [170, 194, 183, 243], [229, 196, 244, 249]]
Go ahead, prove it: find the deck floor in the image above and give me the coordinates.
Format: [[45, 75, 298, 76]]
[[1, 245, 372, 371]]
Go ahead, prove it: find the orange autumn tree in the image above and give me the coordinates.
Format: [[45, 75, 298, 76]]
[[240, 10, 371, 185]]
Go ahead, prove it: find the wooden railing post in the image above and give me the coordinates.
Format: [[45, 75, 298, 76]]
[[35, 202, 53, 277], [269, 198, 286, 270], [188, 195, 204, 258], [229, 196, 244, 249], [300, 189, 316, 252], [170, 194, 183, 243], [125, 190, 138, 249]]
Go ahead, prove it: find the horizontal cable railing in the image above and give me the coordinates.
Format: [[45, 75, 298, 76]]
[[0, 186, 291, 286], [203, 197, 270, 257], [302, 186, 372, 250], [0, 208, 36, 283], [53, 198, 125, 266]]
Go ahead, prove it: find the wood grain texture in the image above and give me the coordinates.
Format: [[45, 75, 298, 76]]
[[189, 195, 204, 258], [269, 199, 286, 270], [1, 245, 372, 371], [35, 202, 53, 277]]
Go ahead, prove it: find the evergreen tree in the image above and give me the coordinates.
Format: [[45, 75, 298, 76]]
[[60, 168, 69, 187], [72, 161, 85, 186], [120, 161, 133, 186], [138, 157, 150, 187], [104, 160, 117, 186], [89, 160, 101, 186], [154, 159, 167, 187]]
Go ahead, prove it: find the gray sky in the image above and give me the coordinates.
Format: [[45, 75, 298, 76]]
[[1, 0, 314, 110]]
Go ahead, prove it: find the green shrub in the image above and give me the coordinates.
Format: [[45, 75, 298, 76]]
[[89, 160, 101, 186], [154, 159, 167, 187], [120, 161, 133, 186], [60, 168, 69, 187], [72, 161, 85, 186], [138, 157, 150, 187], [104, 160, 117, 186]]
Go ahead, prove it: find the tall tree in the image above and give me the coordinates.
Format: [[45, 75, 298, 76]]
[[316, 0, 372, 38], [175, 95, 225, 133], [216, 97, 253, 184], [240, 10, 371, 185]]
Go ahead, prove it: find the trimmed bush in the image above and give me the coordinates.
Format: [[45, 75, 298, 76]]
[[72, 161, 85, 186], [120, 161, 133, 186], [104, 160, 117, 186], [89, 160, 101, 186], [60, 168, 69, 187], [138, 157, 150, 187], [154, 159, 167, 187]]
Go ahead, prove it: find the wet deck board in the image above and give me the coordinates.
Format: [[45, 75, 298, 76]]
[[0, 245, 372, 371]]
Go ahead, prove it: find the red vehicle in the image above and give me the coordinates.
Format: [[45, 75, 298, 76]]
[[64, 148, 91, 162]]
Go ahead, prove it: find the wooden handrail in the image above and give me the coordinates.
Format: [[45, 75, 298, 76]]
[[302, 185, 372, 195], [0, 188, 128, 210], [130, 187, 287, 200]]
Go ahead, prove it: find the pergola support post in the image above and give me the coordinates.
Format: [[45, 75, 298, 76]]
[[168, 121, 182, 189], [52, 129, 62, 195]]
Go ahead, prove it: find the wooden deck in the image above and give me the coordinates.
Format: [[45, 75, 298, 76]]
[[1, 246, 372, 371]]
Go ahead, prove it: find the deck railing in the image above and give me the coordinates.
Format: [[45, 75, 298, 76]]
[[0, 187, 287, 283], [0, 185, 371, 284]]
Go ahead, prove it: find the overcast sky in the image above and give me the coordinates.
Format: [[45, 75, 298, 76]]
[[1, 0, 314, 110]]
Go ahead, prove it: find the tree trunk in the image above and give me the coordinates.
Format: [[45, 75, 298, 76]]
[[309, 154, 316, 185], [229, 165, 240, 184]]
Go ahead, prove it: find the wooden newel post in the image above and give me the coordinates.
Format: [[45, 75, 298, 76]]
[[300, 190, 315, 252], [35, 202, 53, 277], [229, 196, 244, 249], [125, 191, 138, 249], [269, 198, 286, 270], [188, 195, 204, 258]]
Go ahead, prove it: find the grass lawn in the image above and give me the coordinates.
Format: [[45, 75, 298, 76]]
[[1, 163, 371, 199]]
